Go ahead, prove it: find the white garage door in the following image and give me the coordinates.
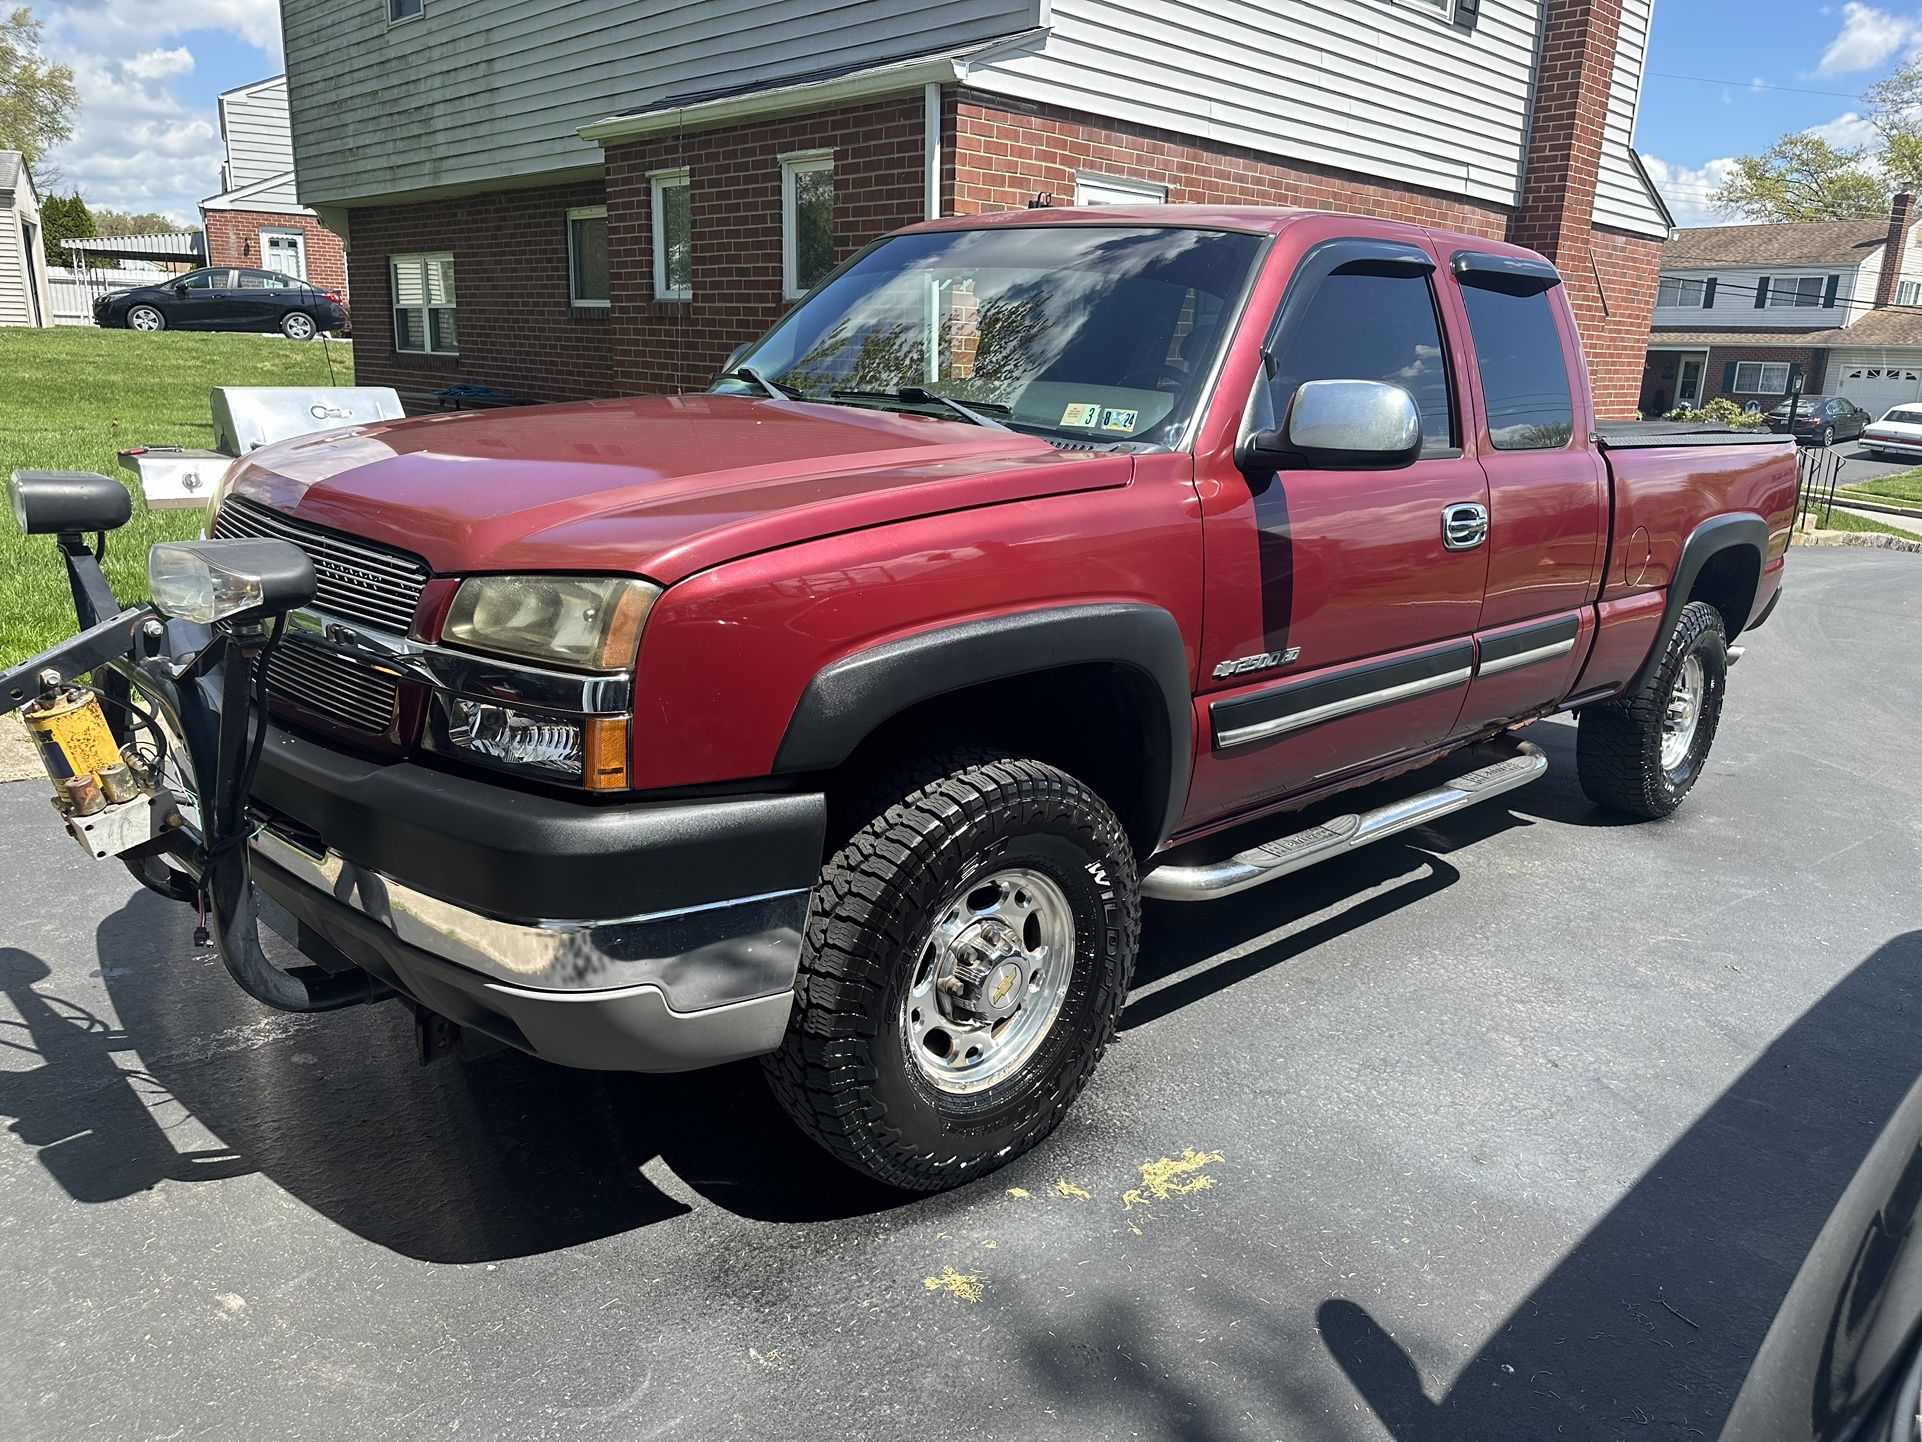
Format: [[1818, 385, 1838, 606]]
[[1834, 360, 1922, 421]]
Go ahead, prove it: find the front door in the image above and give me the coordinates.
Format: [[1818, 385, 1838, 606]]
[[261, 231, 306, 281], [1677, 354, 1705, 408], [163, 269, 230, 329], [1184, 237, 1490, 825]]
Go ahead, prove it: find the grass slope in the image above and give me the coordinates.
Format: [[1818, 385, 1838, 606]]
[[1840, 467, 1922, 508], [0, 329, 353, 666]]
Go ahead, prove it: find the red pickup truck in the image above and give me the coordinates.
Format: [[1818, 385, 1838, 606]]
[[4, 207, 1796, 1191]]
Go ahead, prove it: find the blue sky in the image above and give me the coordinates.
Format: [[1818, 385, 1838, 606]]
[[27, 1, 1922, 227]]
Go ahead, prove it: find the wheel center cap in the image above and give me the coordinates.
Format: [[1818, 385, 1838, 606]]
[[945, 924, 1027, 1023]]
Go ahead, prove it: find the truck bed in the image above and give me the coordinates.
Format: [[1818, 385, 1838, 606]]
[[1594, 422, 1791, 450]]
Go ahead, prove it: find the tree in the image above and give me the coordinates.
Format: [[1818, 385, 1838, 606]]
[[91, 206, 182, 237], [38, 188, 90, 267], [0, 7, 76, 168], [1709, 134, 1887, 222], [1864, 61, 1922, 194]]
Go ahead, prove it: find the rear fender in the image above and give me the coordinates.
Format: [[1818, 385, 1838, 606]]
[[1626, 513, 1768, 698]]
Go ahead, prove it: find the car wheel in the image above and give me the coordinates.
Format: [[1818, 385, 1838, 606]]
[[280, 311, 317, 341], [1821, 424, 1835, 447], [126, 305, 165, 333], [1576, 600, 1729, 819], [765, 751, 1140, 1191]]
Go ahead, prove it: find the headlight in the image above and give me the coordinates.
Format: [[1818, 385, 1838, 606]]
[[148, 538, 316, 624], [442, 575, 659, 671]]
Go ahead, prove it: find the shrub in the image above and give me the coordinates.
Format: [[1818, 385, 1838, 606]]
[[1661, 397, 1769, 429]]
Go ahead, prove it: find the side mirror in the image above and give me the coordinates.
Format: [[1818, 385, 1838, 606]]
[[1239, 379, 1423, 471], [171, 282, 189, 296]]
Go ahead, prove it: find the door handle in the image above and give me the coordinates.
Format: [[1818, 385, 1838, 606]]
[[1441, 502, 1489, 551]]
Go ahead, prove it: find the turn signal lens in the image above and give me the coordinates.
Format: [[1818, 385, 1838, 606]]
[[583, 716, 630, 791]]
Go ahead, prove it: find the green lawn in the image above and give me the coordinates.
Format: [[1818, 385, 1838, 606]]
[[0, 328, 353, 667], [1806, 506, 1919, 538], [1840, 467, 1922, 509]]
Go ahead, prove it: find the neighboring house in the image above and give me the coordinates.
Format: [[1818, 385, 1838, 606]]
[[281, 0, 1670, 413], [1639, 193, 1922, 419], [0, 151, 52, 328], [201, 76, 347, 297]]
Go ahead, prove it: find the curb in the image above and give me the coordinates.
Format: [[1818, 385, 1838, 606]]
[[1834, 493, 1922, 521], [1793, 529, 1922, 554]]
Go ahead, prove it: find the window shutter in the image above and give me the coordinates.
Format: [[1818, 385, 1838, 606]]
[[1702, 278, 1717, 307], [1454, 0, 1480, 29], [1823, 275, 1840, 308], [1754, 277, 1770, 308], [1722, 361, 1738, 391]]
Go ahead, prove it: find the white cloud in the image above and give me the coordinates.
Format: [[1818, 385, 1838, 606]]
[[34, 1, 282, 225], [1815, 3, 1922, 77], [1642, 154, 1742, 227], [1806, 110, 1883, 148]]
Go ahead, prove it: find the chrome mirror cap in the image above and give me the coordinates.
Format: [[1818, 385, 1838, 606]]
[[1283, 379, 1423, 466]]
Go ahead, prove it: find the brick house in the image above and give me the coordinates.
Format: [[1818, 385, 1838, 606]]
[[200, 76, 346, 297], [283, 0, 1670, 413], [1638, 194, 1922, 419]]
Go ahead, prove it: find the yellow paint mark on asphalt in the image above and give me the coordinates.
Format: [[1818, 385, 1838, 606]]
[[923, 1267, 985, 1304], [1007, 1187, 1031, 1198], [1122, 1149, 1226, 1211], [1055, 1179, 1092, 1200]]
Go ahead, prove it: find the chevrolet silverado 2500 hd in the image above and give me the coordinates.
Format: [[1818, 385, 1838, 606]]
[[3, 207, 1797, 1190]]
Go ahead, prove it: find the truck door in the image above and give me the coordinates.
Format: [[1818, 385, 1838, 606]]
[[1182, 235, 1491, 824], [1439, 252, 1606, 736]]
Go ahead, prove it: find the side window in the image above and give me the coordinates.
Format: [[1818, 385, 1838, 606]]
[[181, 270, 222, 290], [1269, 270, 1456, 452], [1457, 283, 1575, 451]]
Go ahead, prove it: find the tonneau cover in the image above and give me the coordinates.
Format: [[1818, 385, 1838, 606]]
[[1594, 421, 1791, 450]]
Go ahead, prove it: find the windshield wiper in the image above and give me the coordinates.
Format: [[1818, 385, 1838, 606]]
[[727, 365, 805, 401], [829, 387, 1011, 430]]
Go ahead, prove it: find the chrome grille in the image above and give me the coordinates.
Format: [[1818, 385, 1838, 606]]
[[212, 496, 429, 635], [267, 637, 399, 733]]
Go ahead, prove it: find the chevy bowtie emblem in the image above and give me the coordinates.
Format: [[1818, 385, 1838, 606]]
[[1213, 647, 1301, 679]]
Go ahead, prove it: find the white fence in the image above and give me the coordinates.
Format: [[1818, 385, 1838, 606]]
[[47, 264, 171, 326]]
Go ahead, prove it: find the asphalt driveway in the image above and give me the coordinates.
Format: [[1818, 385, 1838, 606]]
[[0, 548, 1917, 1442]]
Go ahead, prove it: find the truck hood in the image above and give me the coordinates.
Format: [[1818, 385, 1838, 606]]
[[225, 393, 1134, 584]]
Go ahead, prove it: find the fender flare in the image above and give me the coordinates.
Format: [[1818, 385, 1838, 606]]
[[1626, 512, 1768, 698], [773, 603, 1194, 850]]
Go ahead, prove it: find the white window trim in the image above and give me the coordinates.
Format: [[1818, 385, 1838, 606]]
[[1655, 276, 1707, 309], [566, 205, 610, 308], [781, 148, 834, 301], [648, 170, 691, 302], [1767, 275, 1826, 308], [1733, 361, 1791, 394], [1899, 280, 1922, 307], [392, 251, 456, 356], [386, 0, 425, 27], [1072, 171, 1170, 207], [259, 227, 308, 282]]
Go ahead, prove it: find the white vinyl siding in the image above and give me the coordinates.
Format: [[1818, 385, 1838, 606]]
[[567, 206, 610, 305], [219, 77, 297, 192], [392, 252, 457, 354], [282, 0, 1041, 206], [969, 0, 1542, 206], [0, 196, 28, 328], [650, 170, 692, 300], [1590, 0, 1666, 238], [1652, 265, 1870, 328], [1731, 361, 1790, 395]]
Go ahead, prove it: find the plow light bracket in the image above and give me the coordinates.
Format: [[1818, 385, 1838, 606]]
[[148, 539, 316, 626], [9, 470, 133, 535]]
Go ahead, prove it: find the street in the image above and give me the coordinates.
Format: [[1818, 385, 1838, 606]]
[[0, 547, 1916, 1441]]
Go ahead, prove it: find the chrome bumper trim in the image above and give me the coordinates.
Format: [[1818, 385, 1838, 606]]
[[250, 828, 809, 1010]]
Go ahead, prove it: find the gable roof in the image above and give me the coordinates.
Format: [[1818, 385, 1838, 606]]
[[1662, 217, 1891, 269], [0, 151, 23, 194]]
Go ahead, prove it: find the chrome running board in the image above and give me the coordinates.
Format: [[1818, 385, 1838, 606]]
[[1725, 644, 1745, 668], [1140, 739, 1548, 902]]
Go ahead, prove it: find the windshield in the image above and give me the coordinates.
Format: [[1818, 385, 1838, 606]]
[[717, 225, 1266, 447]]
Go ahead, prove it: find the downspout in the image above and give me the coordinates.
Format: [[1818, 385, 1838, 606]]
[[923, 80, 942, 221]]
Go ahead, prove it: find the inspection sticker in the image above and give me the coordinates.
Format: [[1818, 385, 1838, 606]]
[[1100, 407, 1140, 433], [1060, 402, 1102, 428]]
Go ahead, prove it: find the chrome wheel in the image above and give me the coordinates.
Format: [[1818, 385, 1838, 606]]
[[901, 866, 1076, 1095], [127, 305, 163, 332], [282, 312, 316, 340], [1661, 652, 1706, 772]]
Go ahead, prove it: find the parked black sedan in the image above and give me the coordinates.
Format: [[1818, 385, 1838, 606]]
[[93, 267, 346, 340], [1767, 394, 1872, 446]]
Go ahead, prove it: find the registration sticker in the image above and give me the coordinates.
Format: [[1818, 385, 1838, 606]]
[[1100, 407, 1140, 433], [1061, 402, 1102, 428]]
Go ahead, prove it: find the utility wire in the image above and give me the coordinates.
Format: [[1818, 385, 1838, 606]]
[[1646, 71, 1868, 101], [1654, 272, 1922, 320]]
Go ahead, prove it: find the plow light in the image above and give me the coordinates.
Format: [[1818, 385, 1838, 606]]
[[148, 539, 316, 625]]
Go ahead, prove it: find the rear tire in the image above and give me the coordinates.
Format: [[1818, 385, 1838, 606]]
[[1576, 600, 1728, 819], [765, 752, 1139, 1191]]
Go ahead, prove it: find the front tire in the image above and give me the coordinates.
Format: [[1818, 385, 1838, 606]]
[[280, 311, 317, 340], [126, 305, 164, 332], [765, 753, 1140, 1191], [1576, 600, 1728, 819]]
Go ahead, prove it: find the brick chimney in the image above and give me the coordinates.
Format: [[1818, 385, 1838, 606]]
[[1507, 0, 1623, 267], [1874, 191, 1917, 309]]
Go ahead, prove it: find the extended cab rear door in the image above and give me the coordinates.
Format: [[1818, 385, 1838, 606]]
[[1436, 250, 1607, 736], [1182, 232, 1491, 823]]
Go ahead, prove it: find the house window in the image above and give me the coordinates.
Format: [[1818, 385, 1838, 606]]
[[392, 253, 456, 355], [781, 150, 834, 300], [1900, 280, 1922, 307], [1767, 276, 1826, 308], [1073, 173, 1170, 206], [389, 0, 423, 21], [1656, 276, 1707, 308], [650, 170, 691, 300], [1732, 361, 1791, 393], [567, 207, 609, 306]]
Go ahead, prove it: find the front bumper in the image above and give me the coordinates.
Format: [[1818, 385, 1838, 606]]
[[249, 724, 825, 1071]]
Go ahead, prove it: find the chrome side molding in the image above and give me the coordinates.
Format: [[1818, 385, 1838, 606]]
[[1140, 739, 1548, 901]]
